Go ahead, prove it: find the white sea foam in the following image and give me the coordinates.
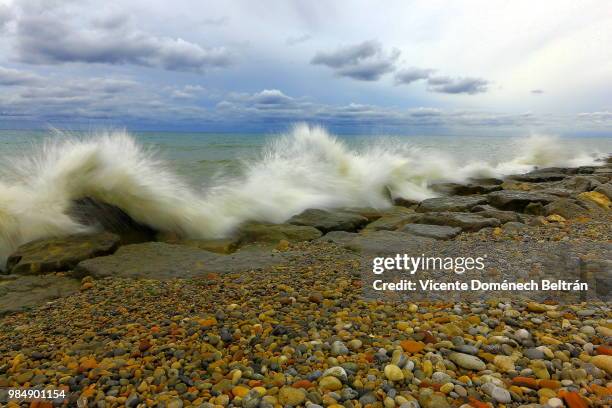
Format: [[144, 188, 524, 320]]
[[0, 124, 603, 266]]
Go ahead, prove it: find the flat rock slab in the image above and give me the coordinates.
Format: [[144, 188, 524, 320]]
[[417, 196, 488, 213], [342, 231, 435, 255], [237, 223, 322, 244], [400, 224, 462, 240], [0, 275, 80, 316], [288, 209, 368, 233], [508, 172, 567, 182], [412, 212, 500, 232], [470, 205, 521, 224], [487, 191, 557, 211], [6, 232, 120, 275], [74, 242, 293, 280]]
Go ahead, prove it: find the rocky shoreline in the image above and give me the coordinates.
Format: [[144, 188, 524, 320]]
[[0, 160, 611, 407]]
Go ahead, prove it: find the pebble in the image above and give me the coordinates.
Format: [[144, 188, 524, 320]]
[[318, 376, 343, 391], [278, 386, 306, 406], [448, 352, 486, 371], [384, 364, 404, 381]]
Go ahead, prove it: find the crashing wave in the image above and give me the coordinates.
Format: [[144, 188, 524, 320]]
[[0, 124, 602, 266]]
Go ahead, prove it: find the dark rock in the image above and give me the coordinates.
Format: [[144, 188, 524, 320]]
[[470, 177, 504, 185], [288, 209, 368, 233], [430, 182, 502, 195], [0, 275, 80, 316], [399, 224, 462, 240], [412, 212, 500, 232], [508, 172, 567, 182], [470, 205, 520, 224], [544, 199, 588, 219], [487, 191, 557, 211], [69, 197, 156, 244], [6, 232, 120, 275], [74, 242, 293, 279], [416, 196, 488, 213], [392, 197, 420, 208], [524, 202, 545, 215], [576, 166, 596, 174]]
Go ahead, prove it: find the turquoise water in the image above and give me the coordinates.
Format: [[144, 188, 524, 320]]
[[0, 129, 610, 188]]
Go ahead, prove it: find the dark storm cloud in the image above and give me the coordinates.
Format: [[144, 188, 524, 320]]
[[427, 76, 489, 94], [394, 67, 434, 85], [15, 14, 232, 72], [311, 40, 399, 81]]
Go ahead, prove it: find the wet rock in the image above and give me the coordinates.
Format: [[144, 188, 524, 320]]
[[508, 172, 567, 182], [288, 209, 368, 233], [69, 197, 157, 244], [6, 232, 120, 275], [430, 182, 502, 196], [488, 190, 557, 211], [416, 196, 488, 213], [399, 224, 461, 240]]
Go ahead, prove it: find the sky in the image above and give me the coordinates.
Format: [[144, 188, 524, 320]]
[[0, 0, 611, 135]]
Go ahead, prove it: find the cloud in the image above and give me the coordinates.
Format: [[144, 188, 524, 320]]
[[0, 3, 12, 31], [169, 85, 206, 99], [394, 67, 434, 85], [427, 76, 489, 94], [213, 88, 540, 130], [0, 66, 43, 86], [201, 16, 229, 26], [15, 14, 232, 72], [311, 40, 399, 81], [286, 34, 312, 46], [577, 111, 612, 125]]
